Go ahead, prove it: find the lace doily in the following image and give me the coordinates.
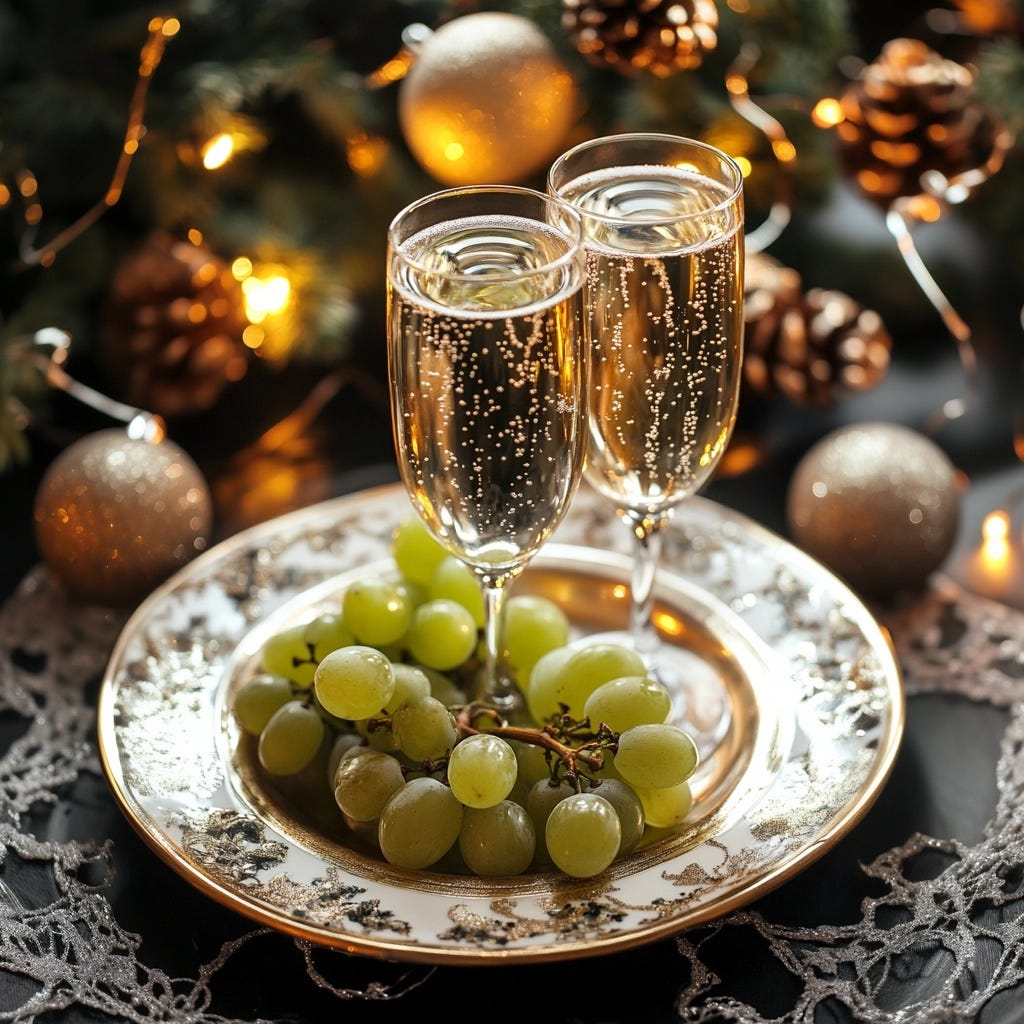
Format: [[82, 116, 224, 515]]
[[2, 564, 1023, 1022]]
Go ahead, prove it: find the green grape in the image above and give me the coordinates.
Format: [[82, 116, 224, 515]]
[[447, 734, 518, 809], [326, 731, 365, 789], [233, 673, 294, 736], [355, 714, 399, 751], [395, 578, 427, 611], [590, 778, 645, 856], [378, 777, 464, 869], [427, 556, 485, 628], [613, 723, 699, 790], [333, 749, 406, 822], [509, 738, 550, 788], [459, 801, 536, 876], [342, 576, 412, 647], [582, 675, 672, 733], [405, 599, 477, 671], [391, 517, 448, 586], [304, 612, 354, 660], [505, 595, 570, 684], [382, 663, 432, 714], [527, 642, 645, 723], [524, 646, 574, 723], [260, 623, 318, 688], [257, 700, 324, 775], [635, 780, 693, 829], [545, 792, 621, 878], [419, 666, 468, 707], [391, 695, 459, 762], [313, 645, 396, 720], [525, 777, 574, 851]]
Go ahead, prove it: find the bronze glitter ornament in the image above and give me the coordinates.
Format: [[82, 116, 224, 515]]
[[835, 38, 1001, 205], [399, 12, 579, 185], [562, 0, 718, 77], [786, 421, 961, 599], [743, 251, 892, 407], [33, 428, 213, 607], [99, 230, 250, 419]]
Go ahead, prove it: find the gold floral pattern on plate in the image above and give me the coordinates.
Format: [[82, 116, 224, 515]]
[[97, 483, 904, 964]]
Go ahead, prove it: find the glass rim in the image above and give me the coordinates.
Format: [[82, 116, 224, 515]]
[[387, 183, 585, 284], [547, 132, 745, 227]]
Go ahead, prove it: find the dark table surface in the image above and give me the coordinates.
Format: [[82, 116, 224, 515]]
[[1, 186, 1023, 1022]]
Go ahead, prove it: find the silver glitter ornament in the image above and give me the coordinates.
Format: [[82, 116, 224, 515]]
[[33, 428, 213, 607], [786, 421, 961, 598]]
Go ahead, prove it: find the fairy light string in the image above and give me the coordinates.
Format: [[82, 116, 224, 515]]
[[725, 43, 797, 253], [885, 120, 1013, 437], [15, 16, 180, 271]]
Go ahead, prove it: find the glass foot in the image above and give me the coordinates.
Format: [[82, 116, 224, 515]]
[[571, 628, 732, 763]]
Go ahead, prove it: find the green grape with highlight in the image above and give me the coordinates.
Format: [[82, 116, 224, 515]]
[[233, 673, 294, 736], [405, 599, 478, 671], [391, 695, 458, 762], [257, 700, 324, 776], [635, 780, 693, 828], [527, 642, 645, 723], [613, 723, 699, 790], [583, 675, 672, 733], [333, 749, 406, 822], [545, 792, 621, 878], [505, 595, 570, 684], [342, 576, 412, 647], [313, 645, 396, 720], [378, 777, 464, 869], [391, 517, 448, 586], [447, 733, 518, 809], [459, 801, 536, 877], [427, 556, 484, 628]]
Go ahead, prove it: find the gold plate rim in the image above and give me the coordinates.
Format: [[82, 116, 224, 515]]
[[97, 483, 905, 966]]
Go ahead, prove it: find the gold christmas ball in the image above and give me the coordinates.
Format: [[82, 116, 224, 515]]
[[33, 429, 214, 607], [786, 422, 961, 599], [399, 13, 579, 185]]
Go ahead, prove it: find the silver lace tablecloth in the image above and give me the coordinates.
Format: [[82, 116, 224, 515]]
[[2, 562, 1023, 1023]]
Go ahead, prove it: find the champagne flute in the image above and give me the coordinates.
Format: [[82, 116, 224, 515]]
[[548, 134, 744, 751], [387, 185, 588, 714]]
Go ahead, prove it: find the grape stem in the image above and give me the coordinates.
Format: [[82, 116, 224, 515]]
[[455, 702, 617, 792]]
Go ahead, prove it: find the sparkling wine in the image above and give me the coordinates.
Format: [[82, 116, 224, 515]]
[[388, 215, 586, 574], [556, 165, 744, 514]]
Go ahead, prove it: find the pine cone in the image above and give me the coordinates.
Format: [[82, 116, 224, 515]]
[[98, 230, 250, 418], [743, 251, 892, 407], [835, 38, 1000, 204], [562, 0, 718, 77]]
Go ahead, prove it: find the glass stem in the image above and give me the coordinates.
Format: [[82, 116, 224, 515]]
[[625, 509, 670, 660], [480, 573, 517, 715]]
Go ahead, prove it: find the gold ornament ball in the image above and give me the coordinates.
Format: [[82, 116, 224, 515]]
[[786, 422, 961, 598], [399, 12, 579, 185], [33, 429, 214, 607]]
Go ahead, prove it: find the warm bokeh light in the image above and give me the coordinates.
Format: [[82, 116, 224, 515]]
[[983, 510, 1011, 548], [242, 273, 292, 324], [202, 133, 235, 170], [346, 133, 389, 177], [812, 98, 845, 128], [231, 256, 253, 281]]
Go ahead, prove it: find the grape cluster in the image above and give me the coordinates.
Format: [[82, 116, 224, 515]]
[[232, 518, 700, 880]]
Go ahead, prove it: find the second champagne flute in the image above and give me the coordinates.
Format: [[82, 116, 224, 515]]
[[549, 133, 745, 752], [387, 185, 589, 714]]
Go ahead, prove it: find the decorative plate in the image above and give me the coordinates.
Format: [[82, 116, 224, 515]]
[[97, 483, 904, 965]]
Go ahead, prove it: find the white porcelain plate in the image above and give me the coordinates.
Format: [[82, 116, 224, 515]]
[[98, 483, 904, 965]]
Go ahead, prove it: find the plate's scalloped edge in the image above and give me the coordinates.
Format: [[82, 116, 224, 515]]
[[96, 483, 905, 965]]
